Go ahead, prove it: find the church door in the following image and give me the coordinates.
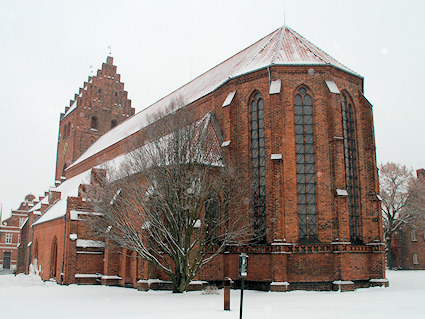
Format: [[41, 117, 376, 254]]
[[3, 252, 11, 269]]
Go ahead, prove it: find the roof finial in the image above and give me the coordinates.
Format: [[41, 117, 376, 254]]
[[107, 45, 112, 56], [283, 4, 286, 29]]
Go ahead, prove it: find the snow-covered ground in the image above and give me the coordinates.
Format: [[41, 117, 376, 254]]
[[0, 270, 423, 318]]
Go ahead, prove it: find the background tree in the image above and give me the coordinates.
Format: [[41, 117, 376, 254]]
[[379, 162, 425, 267], [87, 108, 252, 293]]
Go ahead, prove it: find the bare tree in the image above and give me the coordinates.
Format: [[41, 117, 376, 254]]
[[87, 108, 252, 292], [379, 162, 425, 267]]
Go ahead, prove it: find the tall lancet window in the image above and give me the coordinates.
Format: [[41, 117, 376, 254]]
[[341, 94, 360, 241], [250, 92, 266, 242], [295, 87, 316, 241]]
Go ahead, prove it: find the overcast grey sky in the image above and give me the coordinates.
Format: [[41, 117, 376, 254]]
[[1, 0, 424, 219]]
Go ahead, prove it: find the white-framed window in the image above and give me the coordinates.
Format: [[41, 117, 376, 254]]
[[413, 253, 419, 265], [5, 233, 13, 244], [411, 230, 418, 241]]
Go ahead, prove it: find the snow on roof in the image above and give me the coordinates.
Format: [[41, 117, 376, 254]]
[[32, 170, 91, 226], [28, 201, 42, 213], [19, 217, 29, 229], [69, 26, 359, 170], [33, 114, 222, 226], [62, 100, 77, 120], [76, 239, 105, 248]]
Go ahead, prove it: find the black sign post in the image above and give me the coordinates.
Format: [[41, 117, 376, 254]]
[[238, 253, 248, 319]]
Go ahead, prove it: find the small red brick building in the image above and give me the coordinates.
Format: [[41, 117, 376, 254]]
[[390, 169, 425, 270], [28, 26, 386, 291], [1, 194, 36, 271]]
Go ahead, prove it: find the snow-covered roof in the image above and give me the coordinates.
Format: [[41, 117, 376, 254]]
[[62, 100, 78, 119], [76, 239, 105, 248], [32, 170, 91, 226], [28, 201, 42, 213], [33, 113, 223, 226], [69, 26, 359, 170]]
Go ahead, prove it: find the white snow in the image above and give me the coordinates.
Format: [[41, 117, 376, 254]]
[[76, 239, 105, 248], [32, 170, 91, 226], [269, 79, 281, 94], [62, 100, 78, 119], [222, 90, 236, 107], [101, 275, 122, 280], [221, 140, 231, 147], [74, 274, 102, 278], [325, 80, 341, 94], [69, 233, 78, 241], [336, 189, 349, 196], [0, 270, 424, 318]]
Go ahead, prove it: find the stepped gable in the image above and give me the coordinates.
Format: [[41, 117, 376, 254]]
[[69, 26, 359, 170], [60, 56, 133, 120], [56, 56, 135, 180]]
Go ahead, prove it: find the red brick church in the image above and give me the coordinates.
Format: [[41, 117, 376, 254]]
[[17, 26, 387, 291]]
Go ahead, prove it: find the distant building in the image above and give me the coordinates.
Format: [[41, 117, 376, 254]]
[[390, 169, 425, 270], [16, 194, 49, 274], [0, 194, 35, 271]]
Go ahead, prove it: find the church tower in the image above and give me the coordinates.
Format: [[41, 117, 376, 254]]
[[55, 56, 135, 180]]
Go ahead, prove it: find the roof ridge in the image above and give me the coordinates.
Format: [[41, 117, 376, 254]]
[[240, 28, 281, 74], [286, 27, 330, 65], [271, 26, 286, 64], [288, 28, 358, 75]]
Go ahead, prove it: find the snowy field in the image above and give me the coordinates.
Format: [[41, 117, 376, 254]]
[[0, 270, 423, 319]]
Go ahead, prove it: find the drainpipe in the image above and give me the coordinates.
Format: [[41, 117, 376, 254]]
[[267, 66, 271, 84], [60, 210, 68, 284]]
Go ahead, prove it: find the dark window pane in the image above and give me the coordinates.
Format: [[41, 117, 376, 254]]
[[305, 116, 313, 125], [305, 135, 313, 144], [306, 154, 314, 164], [305, 125, 313, 134], [297, 153, 305, 164], [297, 164, 305, 173], [296, 144, 305, 155], [295, 125, 304, 135], [305, 144, 314, 154], [304, 105, 312, 115], [306, 173, 315, 184], [295, 115, 304, 125], [295, 94, 302, 105]]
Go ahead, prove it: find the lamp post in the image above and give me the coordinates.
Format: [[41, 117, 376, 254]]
[[238, 253, 248, 319]]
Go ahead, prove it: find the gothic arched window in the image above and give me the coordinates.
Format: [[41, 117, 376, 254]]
[[295, 87, 317, 241], [205, 196, 218, 244], [341, 94, 360, 241], [250, 92, 266, 241], [91, 116, 98, 130], [66, 123, 71, 137]]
